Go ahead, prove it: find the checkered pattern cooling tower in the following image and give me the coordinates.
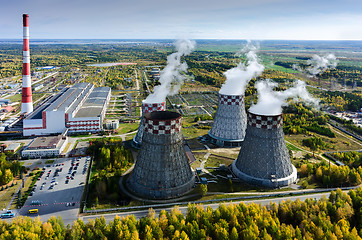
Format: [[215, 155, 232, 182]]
[[232, 111, 297, 188], [132, 102, 165, 148], [127, 111, 195, 199], [208, 94, 247, 147]]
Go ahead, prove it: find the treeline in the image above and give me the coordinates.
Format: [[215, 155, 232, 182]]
[[283, 103, 335, 137], [274, 58, 362, 87], [86, 138, 134, 207], [0, 153, 23, 185], [302, 137, 332, 151], [329, 114, 362, 136], [87, 138, 133, 175], [2, 188, 362, 239], [320, 90, 362, 112], [319, 66, 362, 87], [331, 151, 362, 168], [299, 160, 362, 187]]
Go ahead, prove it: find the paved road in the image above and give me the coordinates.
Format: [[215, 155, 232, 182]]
[[81, 192, 330, 224]]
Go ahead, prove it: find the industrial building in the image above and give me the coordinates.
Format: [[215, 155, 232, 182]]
[[4, 143, 21, 153], [22, 135, 68, 158], [127, 111, 195, 199], [104, 120, 119, 130], [232, 111, 297, 188], [208, 93, 247, 147], [23, 83, 111, 136]]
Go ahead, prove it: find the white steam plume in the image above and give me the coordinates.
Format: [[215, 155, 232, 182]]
[[249, 79, 319, 116], [219, 42, 264, 96], [144, 39, 196, 103], [294, 54, 338, 76], [307, 54, 338, 75]]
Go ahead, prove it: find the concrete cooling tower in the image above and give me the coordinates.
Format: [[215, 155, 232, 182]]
[[132, 102, 165, 148], [127, 111, 195, 199], [208, 93, 247, 147], [232, 111, 297, 188]]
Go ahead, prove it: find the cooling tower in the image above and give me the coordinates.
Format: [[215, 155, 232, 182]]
[[208, 93, 247, 147], [127, 111, 195, 199], [232, 111, 297, 188], [132, 102, 165, 148], [21, 14, 33, 114]]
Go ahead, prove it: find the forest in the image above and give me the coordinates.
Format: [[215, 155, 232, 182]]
[[283, 103, 334, 137], [0, 153, 23, 186], [86, 138, 133, 208], [1, 188, 362, 239], [298, 159, 362, 187]]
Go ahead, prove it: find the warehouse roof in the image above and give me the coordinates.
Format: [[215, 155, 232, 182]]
[[27, 136, 62, 149]]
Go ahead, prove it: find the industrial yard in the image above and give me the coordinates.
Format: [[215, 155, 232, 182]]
[[0, 21, 361, 239]]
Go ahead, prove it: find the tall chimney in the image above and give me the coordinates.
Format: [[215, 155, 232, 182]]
[[127, 111, 195, 199], [132, 102, 165, 148], [208, 93, 247, 147], [232, 111, 297, 188], [21, 14, 33, 115]]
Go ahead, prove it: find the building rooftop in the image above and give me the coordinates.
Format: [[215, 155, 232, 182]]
[[65, 84, 93, 114], [25, 84, 110, 120], [4, 143, 21, 151], [73, 87, 110, 118], [46, 83, 90, 112], [27, 136, 62, 149], [75, 106, 103, 118]]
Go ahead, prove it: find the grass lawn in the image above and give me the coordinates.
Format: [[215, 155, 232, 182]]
[[191, 159, 202, 169], [182, 127, 209, 139], [62, 142, 72, 154], [8, 94, 22, 103], [284, 124, 362, 155], [204, 156, 234, 168], [117, 123, 139, 134], [286, 142, 303, 151], [14, 170, 42, 208], [0, 179, 21, 210]]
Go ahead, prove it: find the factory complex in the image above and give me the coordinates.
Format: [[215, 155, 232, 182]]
[[23, 83, 111, 136]]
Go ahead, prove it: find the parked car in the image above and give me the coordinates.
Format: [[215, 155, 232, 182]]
[[1, 211, 14, 218]]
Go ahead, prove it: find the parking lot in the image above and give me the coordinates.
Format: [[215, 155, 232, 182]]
[[19, 156, 90, 222]]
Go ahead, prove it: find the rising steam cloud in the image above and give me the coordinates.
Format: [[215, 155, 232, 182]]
[[219, 42, 264, 96], [306, 54, 338, 75], [293, 54, 338, 76], [144, 39, 196, 103], [249, 79, 319, 115]]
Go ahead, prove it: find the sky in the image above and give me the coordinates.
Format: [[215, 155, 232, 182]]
[[1, 0, 362, 40]]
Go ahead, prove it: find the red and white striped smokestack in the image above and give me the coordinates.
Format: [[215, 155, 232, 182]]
[[21, 14, 33, 114]]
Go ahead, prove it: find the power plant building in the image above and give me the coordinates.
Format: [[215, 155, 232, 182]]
[[23, 83, 111, 136], [127, 111, 195, 199], [208, 93, 247, 147], [232, 111, 297, 188]]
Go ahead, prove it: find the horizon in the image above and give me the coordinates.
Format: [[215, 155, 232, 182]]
[[1, 38, 362, 42], [1, 0, 362, 40]]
